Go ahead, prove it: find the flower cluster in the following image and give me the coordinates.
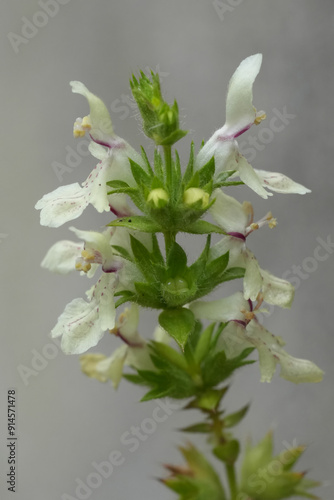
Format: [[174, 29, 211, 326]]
[[36, 54, 323, 388]]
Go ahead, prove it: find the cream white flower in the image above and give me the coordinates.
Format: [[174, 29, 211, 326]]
[[195, 54, 310, 198], [209, 190, 294, 307], [35, 82, 147, 228], [80, 304, 153, 388], [190, 292, 324, 384]]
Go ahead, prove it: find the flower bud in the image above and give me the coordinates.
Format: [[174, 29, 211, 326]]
[[147, 188, 169, 208], [183, 188, 210, 209], [130, 71, 187, 145]]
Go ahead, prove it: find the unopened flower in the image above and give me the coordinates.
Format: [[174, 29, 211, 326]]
[[195, 54, 310, 198], [147, 188, 169, 208], [183, 188, 210, 209], [190, 292, 324, 384]]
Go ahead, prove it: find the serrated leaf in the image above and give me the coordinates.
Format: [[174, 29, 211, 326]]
[[108, 216, 162, 232], [159, 308, 195, 349], [224, 404, 249, 428], [182, 220, 225, 235]]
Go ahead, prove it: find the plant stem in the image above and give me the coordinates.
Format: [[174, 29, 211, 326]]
[[226, 463, 237, 500], [164, 231, 175, 258], [163, 145, 173, 187]]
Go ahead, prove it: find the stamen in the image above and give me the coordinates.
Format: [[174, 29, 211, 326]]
[[254, 110, 267, 125]]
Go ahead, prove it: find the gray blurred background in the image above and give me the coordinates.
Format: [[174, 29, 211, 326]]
[[1, 1, 334, 499]]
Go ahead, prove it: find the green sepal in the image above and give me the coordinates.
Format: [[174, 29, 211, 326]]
[[182, 141, 195, 186], [114, 290, 136, 308], [129, 158, 153, 187], [162, 444, 227, 500], [202, 348, 254, 387], [154, 148, 164, 180], [130, 234, 164, 282], [158, 128, 188, 146], [193, 323, 215, 364], [107, 216, 162, 233], [224, 404, 250, 428], [213, 440, 240, 464], [197, 156, 215, 187], [134, 282, 164, 308], [140, 146, 155, 177], [185, 387, 229, 413], [159, 308, 195, 349]]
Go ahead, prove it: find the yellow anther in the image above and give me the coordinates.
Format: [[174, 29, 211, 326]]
[[268, 218, 277, 229], [75, 261, 92, 273], [254, 111, 267, 125], [73, 129, 86, 138], [250, 223, 259, 231], [81, 249, 96, 262], [81, 115, 92, 130], [241, 309, 256, 321]]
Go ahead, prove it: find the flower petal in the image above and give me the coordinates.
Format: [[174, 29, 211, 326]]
[[41, 240, 83, 274], [225, 54, 263, 137], [254, 169, 311, 194], [246, 320, 324, 383], [237, 156, 271, 199], [35, 183, 88, 228], [93, 273, 117, 331], [190, 292, 248, 323], [244, 249, 263, 301], [51, 297, 105, 354], [210, 189, 249, 234], [260, 269, 295, 308], [70, 81, 114, 145], [95, 345, 128, 389], [80, 353, 109, 382]]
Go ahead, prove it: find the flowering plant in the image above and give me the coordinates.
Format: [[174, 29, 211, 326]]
[[36, 55, 323, 499]]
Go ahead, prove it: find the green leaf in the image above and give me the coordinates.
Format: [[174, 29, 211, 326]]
[[150, 341, 189, 372], [106, 180, 130, 188], [224, 404, 250, 428], [151, 234, 165, 266], [107, 216, 162, 233], [159, 308, 195, 349], [194, 323, 215, 364], [158, 128, 188, 146], [154, 149, 164, 180], [182, 142, 195, 186], [182, 220, 225, 235], [111, 245, 133, 262], [114, 290, 136, 308], [167, 242, 188, 278], [180, 422, 212, 434], [197, 157, 215, 187], [219, 267, 245, 282], [185, 387, 229, 412], [213, 440, 240, 464], [140, 146, 154, 177], [202, 348, 254, 387], [205, 251, 229, 278], [129, 158, 152, 186]]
